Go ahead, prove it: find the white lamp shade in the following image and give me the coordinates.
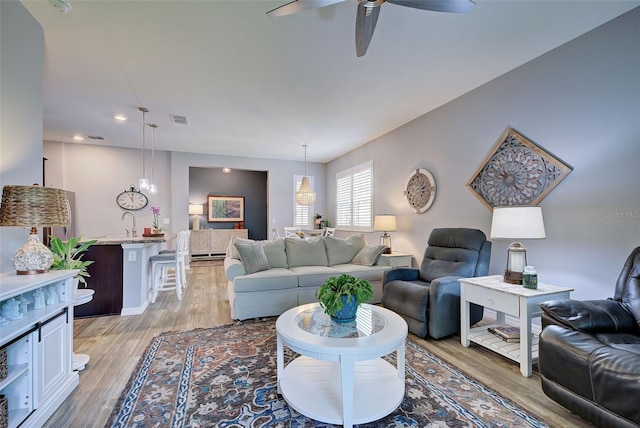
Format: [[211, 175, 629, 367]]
[[295, 176, 316, 206], [374, 215, 397, 232], [189, 204, 204, 215], [490, 206, 546, 239]]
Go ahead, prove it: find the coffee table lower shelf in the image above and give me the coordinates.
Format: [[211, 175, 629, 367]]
[[279, 356, 404, 425]]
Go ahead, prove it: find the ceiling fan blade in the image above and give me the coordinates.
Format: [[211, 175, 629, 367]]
[[386, 0, 475, 13], [267, 0, 346, 17], [355, 3, 381, 57]]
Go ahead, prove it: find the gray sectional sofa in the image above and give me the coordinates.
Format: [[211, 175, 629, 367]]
[[224, 234, 393, 320]]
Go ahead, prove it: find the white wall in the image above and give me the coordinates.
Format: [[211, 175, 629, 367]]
[[43, 141, 325, 241], [0, 1, 44, 273], [327, 9, 640, 301]]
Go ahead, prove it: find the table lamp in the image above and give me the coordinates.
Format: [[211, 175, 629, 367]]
[[374, 214, 397, 254], [189, 203, 204, 230], [490, 206, 546, 284], [0, 184, 70, 274]]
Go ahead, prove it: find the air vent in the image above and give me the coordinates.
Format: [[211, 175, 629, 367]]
[[171, 114, 188, 125], [86, 135, 105, 140]]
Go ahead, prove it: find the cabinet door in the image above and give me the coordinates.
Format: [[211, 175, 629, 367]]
[[209, 230, 231, 254], [35, 311, 70, 406], [190, 230, 210, 255]]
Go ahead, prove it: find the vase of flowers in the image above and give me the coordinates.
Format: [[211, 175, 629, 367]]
[[150, 206, 167, 235]]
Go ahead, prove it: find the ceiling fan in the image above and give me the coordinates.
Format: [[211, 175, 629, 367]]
[[267, 0, 475, 57]]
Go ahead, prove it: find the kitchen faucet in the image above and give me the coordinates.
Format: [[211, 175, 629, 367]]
[[121, 211, 137, 237]]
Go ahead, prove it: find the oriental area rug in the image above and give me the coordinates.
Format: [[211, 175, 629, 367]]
[[107, 320, 547, 428]]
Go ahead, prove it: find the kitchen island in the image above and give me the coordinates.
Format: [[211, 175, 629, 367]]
[[76, 235, 174, 317]]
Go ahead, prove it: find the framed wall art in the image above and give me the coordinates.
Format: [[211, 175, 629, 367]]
[[207, 196, 245, 222], [467, 127, 573, 210]]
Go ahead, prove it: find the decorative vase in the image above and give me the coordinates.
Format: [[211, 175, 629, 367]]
[[331, 295, 359, 323]]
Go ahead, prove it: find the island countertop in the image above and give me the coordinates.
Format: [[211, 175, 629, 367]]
[[85, 234, 175, 245]]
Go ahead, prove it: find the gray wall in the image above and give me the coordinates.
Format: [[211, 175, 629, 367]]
[[189, 167, 268, 240], [0, 1, 44, 273], [327, 9, 640, 301]]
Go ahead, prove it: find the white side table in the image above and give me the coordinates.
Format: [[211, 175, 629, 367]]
[[459, 275, 573, 377], [380, 252, 412, 267], [73, 288, 95, 371]]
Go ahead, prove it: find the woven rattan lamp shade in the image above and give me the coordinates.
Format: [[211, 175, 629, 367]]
[[0, 185, 70, 227], [0, 185, 70, 274]]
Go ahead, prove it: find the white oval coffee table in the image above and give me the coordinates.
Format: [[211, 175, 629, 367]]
[[276, 303, 408, 428]]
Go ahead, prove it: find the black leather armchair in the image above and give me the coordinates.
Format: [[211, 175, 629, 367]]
[[381, 228, 491, 339], [539, 246, 640, 428]]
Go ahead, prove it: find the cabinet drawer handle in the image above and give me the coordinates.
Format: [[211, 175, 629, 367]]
[[486, 297, 495, 305]]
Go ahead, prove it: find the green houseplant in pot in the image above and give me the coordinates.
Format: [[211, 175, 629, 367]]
[[49, 236, 97, 290], [316, 273, 374, 323]]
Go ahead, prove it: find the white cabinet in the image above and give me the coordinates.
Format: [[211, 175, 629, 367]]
[[0, 271, 78, 428], [190, 229, 248, 260]]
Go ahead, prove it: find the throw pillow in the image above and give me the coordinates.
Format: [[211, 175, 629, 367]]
[[323, 234, 367, 265], [234, 242, 271, 274], [285, 237, 328, 267], [351, 245, 387, 266], [227, 237, 254, 259], [261, 239, 288, 268]]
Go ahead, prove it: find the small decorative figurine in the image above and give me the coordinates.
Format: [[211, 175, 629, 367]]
[[1, 298, 23, 320], [46, 285, 59, 305], [33, 289, 46, 309]]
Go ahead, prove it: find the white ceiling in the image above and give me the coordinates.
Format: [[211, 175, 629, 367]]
[[22, 0, 639, 163]]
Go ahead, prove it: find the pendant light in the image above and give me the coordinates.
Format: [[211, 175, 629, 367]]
[[295, 145, 316, 206], [138, 107, 149, 190], [148, 123, 158, 194]]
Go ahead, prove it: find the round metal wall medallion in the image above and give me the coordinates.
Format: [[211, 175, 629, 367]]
[[404, 168, 436, 214]]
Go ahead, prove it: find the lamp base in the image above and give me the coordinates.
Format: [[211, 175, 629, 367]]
[[380, 233, 392, 254], [503, 270, 523, 284], [192, 215, 200, 230], [13, 232, 54, 275]]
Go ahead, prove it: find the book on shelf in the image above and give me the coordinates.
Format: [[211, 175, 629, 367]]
[[487, 326, 520, 342]]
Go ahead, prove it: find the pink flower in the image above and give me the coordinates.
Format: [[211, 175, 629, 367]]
[[151, 206, 160, 215]]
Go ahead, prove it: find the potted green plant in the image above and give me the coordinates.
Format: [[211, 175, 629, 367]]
[[49, 236, 97, 289], [315, 273, 374, 323]]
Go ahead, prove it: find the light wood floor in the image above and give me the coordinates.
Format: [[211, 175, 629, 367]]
[[44, 263, 592, 428]]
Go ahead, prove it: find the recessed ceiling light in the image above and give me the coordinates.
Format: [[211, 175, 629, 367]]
[[114, 114, 127, 121], [222, 167, 231, 174], [73, 135, 84, 141]]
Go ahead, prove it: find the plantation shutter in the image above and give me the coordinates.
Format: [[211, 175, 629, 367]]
[[336, 160, 373, 231]]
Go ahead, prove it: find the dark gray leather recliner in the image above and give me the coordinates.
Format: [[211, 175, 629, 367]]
[[539, 246, 640, 428], [381, 228, 491, 339]]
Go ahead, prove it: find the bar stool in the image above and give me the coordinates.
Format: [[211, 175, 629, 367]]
[[149, 251, 182, 303], [157, 231, 190, 289]]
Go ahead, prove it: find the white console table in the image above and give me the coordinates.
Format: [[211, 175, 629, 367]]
[[0, 270, 79, 428], [190, 229, 248, 260]]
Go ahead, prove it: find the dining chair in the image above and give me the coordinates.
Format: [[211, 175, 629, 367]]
[[284, 227, 301, 238], [272, 227, 281, 240], [323, 227, 336, 237]]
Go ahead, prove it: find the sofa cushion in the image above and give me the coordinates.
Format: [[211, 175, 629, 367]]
[[351, 245, 387, 266], [332, 263, 390, 282], [234, 242, 271, 274], [232, 268, 299, 293], [288, 265, 342, 288], [227, 237, 254, 259], [285, 237, 328, 267], [261, 239, 288, 268], [323, 234, 367, 266]]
